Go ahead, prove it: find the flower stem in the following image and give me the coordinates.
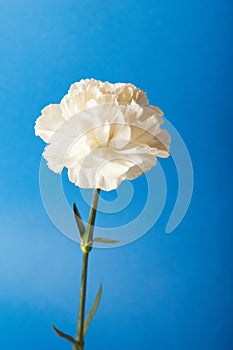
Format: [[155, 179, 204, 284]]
[[74, 251, 89, 350], [73, 189, 100, 350]]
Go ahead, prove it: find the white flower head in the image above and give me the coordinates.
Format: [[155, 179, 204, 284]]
[[35, 78, 170, 191]]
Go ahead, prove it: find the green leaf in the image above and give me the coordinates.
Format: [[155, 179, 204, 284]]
[[52, 324, 79, 346], [84, 283, 102, 336], [92, 237, 120, 244], [73, 203, 86, 238]]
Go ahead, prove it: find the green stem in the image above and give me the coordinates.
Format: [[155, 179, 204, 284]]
[[82, 188, 100, 250], [75, 251, 89, 350], [73, 188, 100, 350]]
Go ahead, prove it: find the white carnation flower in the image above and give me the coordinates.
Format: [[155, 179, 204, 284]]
[[35, 78, 170, 191]]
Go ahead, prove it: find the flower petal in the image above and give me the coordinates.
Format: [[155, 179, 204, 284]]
[[67, 143, 158, 191], [35, 104, 64, 143]]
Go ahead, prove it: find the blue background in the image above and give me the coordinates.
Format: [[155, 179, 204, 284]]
[[0, 0, 232, 349]]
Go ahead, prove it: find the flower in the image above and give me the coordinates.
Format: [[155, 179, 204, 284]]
[[35, 78, 170, 191]]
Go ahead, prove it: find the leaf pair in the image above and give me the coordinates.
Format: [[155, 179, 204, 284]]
[[73, 203, 120, 245], [52, 283, 102, 346]]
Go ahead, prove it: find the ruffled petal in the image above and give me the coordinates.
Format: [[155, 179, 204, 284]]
[[60, 93, 85, 119], [67, 143, 158, 191], [35, 104, 64, 143]]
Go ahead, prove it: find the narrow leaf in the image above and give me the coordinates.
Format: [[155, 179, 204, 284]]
[[73, 203, 86, 238], [84, 283, 102, 336], [92, 237, 120, 244], [52, 324, 78, 345]]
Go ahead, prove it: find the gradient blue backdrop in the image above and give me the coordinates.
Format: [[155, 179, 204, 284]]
[[0, 1, 232, 349]]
